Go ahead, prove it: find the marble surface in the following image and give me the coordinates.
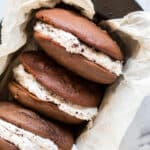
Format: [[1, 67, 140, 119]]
[[0, 1, 6, 19], [136, 0, 150, 10], [120, 97, 150, 150]]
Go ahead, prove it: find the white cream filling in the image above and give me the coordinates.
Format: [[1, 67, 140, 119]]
[[13, 65, 97, 121], [0, 119, 58, 150], [34, 22, 122, 76]]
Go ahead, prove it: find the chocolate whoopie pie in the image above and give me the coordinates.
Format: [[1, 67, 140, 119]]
[[9, 51, 102, 124], [0, 102, 74, 150], [34, 8, 124, 84]]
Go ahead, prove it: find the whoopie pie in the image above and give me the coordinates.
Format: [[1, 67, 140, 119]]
[[9, 51, 103, 124], [0, 102, 74, 150], [34, 8, 124, 84]]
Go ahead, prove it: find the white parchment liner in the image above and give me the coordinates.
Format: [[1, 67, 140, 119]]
[[76, 11, 150, 150]]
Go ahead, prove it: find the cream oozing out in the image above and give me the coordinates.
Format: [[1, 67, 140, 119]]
[[13, 65, 98, 121], [0, 119, 58, 150], [34, 22, 122, 76]]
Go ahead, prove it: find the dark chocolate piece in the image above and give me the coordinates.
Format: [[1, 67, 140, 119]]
[[93, 0, 142, 19]]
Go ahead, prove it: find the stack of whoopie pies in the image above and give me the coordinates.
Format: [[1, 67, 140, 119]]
[[5, 7, 124, 150]]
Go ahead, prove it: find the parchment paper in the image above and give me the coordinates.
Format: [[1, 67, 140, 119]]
[[0, 0, 95, 76], [76, 11, 150, 150]]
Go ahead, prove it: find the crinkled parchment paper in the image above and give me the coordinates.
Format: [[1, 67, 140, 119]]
[[0, 1, 150, 150], [0, 0, 95, 75], [76, 11, 150, 150]]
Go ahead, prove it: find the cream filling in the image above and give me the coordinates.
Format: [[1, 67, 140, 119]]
[[34, 22, 122, 76], [13, 65, 98, 121], [0, 119, 58, 150]]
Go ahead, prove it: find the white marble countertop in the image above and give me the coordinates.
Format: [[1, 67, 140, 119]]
[[136, 0, 150, 10], [0, 1, 6, 19]]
